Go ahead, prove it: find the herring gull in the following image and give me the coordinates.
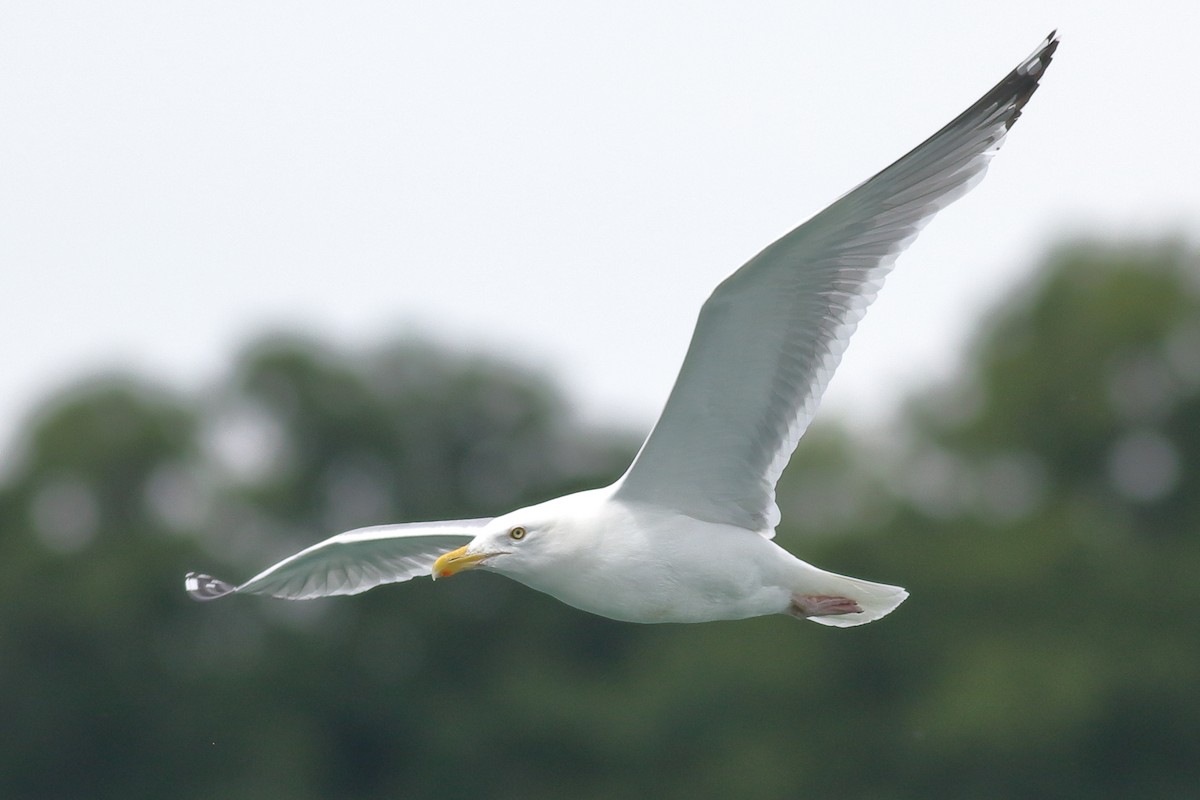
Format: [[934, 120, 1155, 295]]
[[186, 32, 1058, 628]]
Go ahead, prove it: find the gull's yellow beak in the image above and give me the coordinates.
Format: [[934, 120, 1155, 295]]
[[432, 546, 490, 580]]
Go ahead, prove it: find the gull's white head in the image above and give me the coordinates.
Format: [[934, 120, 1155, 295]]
[[431, 496, 586, 582]]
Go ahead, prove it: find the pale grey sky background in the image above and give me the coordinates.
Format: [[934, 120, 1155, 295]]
[[3, 2, 1198, 452]]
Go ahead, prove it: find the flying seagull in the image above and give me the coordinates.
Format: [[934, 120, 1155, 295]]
[[186, 32, 1058, 627]]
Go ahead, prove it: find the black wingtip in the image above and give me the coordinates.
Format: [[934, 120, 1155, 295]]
[[1000, 30, 1060, 129], [1027, 29, 1061, 76], [184, 571, 239, 602]]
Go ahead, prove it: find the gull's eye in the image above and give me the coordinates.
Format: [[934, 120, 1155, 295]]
[[509, 526, 527, 541]]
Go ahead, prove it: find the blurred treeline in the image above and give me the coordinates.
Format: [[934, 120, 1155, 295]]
[[1, 240, 1198, 799]]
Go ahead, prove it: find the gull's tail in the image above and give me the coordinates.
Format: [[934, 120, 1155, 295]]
[[789, 564, 909, 628]]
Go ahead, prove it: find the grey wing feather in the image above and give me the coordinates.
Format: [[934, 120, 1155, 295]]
[[615, 32, 1058, 532], [184, 518, 489, 601]]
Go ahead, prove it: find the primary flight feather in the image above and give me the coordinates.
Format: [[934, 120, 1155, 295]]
[[187, 32, 1058, 627]]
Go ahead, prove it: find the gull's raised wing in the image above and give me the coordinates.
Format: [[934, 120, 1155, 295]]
[[615, 32, 1058, 533], [184, 518, 489, 601]]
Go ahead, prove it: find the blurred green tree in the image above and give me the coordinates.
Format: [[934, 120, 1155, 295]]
[[0, 241, 1196, 799]]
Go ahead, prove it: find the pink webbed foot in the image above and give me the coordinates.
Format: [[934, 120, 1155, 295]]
[[788, 594, 863, 619]]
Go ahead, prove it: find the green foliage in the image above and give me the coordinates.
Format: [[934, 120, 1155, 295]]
[[1, 241, 1197, 798]]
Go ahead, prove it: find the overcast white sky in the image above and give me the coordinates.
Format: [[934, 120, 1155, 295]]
[[3, 1, 1199, 452]]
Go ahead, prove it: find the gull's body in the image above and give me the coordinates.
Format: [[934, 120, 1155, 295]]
[[187, 33, 1058, 628], [473, 489, 908, 626]]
